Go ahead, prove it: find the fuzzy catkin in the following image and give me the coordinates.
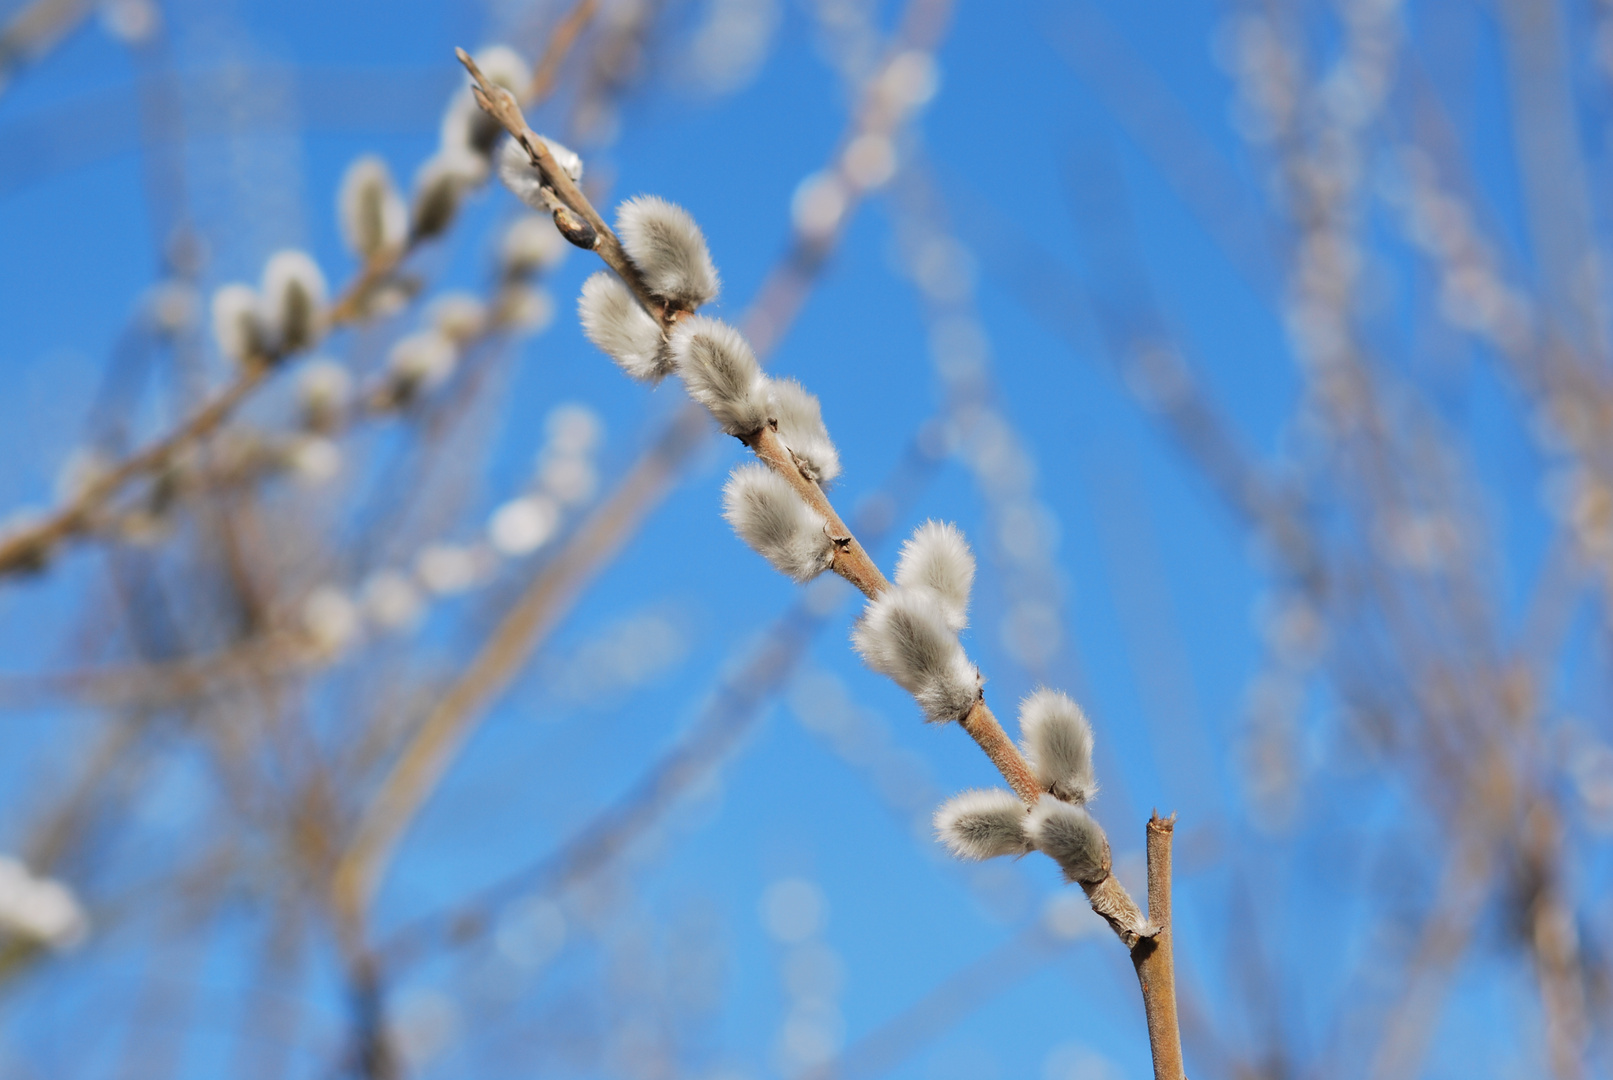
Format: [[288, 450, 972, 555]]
[[441, 88, 505, 160], [385, 331, 458, 405], [934, 788, 1032, 860], [1018, 688, 1097, 804], [260, 250, 328, 355], [615, 196, 720, 309], [470, 44, 530, 95], [338, 156, 408, 259], [893, 521, 974, 632], [852, 586, 979, 723], [501, 215, 568, 277], [722, 464, 833, 582], [669, 317, 770, 436], [297, 360, 353, 433], [1028, 798, 1109, 884], [211, 284, 265, 366], [578, 272, 667, 381], [768, 378, 841, 484], [411, 150, 484, 239], [496, 136, 584, 211]]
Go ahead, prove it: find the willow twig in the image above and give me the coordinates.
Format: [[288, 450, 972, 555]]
[[0, 12, 602, 582], [1132, 813, 1185, 1080], [454, 35, 1159, 959], [331, 7, 958, 932]]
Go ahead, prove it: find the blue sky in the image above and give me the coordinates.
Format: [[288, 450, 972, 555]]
[[0, 0, 1596, 1077]]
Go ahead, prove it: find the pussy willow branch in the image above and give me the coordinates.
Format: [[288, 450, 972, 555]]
[[457, 50, 1042, 810], [0, 21, 600, 581], [0, 367, 267, 574], [329, 9, 958, 932], [455, 46, 1165, 959]]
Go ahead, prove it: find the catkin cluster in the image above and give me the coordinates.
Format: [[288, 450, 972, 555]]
[[501, 128, 1116, 891], [934, 690, 1107, 884]]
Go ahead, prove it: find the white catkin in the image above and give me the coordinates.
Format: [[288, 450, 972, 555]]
[[471, 44, 531, 95], [615, 195, 720, 309], [498, 138, 552, 213], [338, 156, 407, 258], [260, 250, 328, 355], [1027, 798, 1109, 885], [768, 378, 841, 484], [852, 586, 979, 723], [211, 284, 265, 365], [0, 856, 87, 949], [1018, 688, 1097, 804], [893, 520, 974, 632], [501, 214, 568, 277], [440, 88, 504, 160], [429, 292, 488, 344], [386, 331, 459, 403], [496, 137, 584, 214], [297, 359, 353, 432], [934, 788, 1032, 860], [578, 272, 667, 381], [669, 317, 769, 435], [538, 135, 584, 184], [722, 463, 832, 582], [411, 149, 485, 238]]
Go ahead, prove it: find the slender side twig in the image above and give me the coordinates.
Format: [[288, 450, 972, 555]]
[[0, 368, 267, 573], [0, 0, 94, 95], [524, 0, 599, 103], [0, 268, 368, 576]]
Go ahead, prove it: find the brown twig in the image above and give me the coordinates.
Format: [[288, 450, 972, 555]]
[[329, 20, 960, 933], [0, 248, 407, 579], [456, 42, 1050, 813], [1131, 812, 1185, 1080], [453, 41, 1166, 966], [524, 0, 599, 103], [0, 365, 268, 574], [0, 14, 609, 584], [0, 0, 94, 94]]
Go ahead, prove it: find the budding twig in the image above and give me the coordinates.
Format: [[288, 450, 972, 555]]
[[0, 22, 603, 583], [1133, 813, 1185, 1080], [335, 19, 960, 933], [459, 48, 671, 327], [457, 42, 1170, 972]]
